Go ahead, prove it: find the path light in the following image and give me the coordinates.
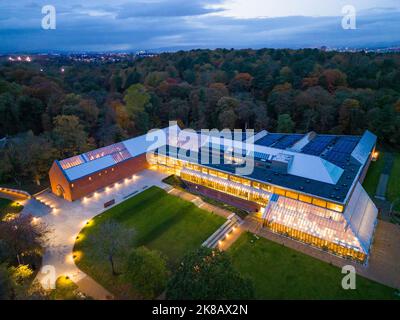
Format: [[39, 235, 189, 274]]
[[81, 220, 88, 227], [65, 254, 74, 264], [31, 217, 40, 225]]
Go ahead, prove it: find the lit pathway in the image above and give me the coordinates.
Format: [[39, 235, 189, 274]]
[[23, 170, 168, 299]]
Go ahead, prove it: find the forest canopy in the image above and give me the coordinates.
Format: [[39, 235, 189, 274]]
[[0, 48, 399, 186]]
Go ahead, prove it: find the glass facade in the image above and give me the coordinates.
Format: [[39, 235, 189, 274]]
[[148, 152, 365, 262]]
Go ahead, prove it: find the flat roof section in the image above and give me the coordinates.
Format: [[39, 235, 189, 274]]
[[156, 145, 359, 204]]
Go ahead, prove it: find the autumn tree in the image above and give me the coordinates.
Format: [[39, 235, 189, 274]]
[[52, 115, 90, 158]]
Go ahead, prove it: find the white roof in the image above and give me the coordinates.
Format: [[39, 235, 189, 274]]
[[343, 182, 378, 253], [62, 125, 179, 181], [64, 155, 115, 181], [207, 137, 344, 184], [60, 124, 348, 185], [351, 130, 377, 165]]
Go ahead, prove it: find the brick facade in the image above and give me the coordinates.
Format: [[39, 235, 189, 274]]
[[49, 153, 149, 201]]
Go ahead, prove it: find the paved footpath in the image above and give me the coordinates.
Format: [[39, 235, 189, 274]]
[[21, 170, 169, 299]]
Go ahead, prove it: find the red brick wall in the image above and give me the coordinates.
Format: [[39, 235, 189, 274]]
[[49, 154, 149, 201], [49, 161, 73, 201]]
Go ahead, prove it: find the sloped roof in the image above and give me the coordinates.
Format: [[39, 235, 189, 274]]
[[343, 182, 378, 253], [351, 130, 377, 165]]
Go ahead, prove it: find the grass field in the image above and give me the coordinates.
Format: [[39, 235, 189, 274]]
[[74, 186, 225, 298], [229, 232, 398, 300], [387, 153, 400, 212], [363, 152, 385, 197]]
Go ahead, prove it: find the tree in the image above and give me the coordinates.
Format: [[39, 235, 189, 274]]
[[0, 264, 13, 299], [17, 96, 45, 134], [0, 263, 49, 300], [124, 84, 150, 120], [87, 219, 135, 275], [0, 213, 48, 266], [50, 276, 87, 300], [338, 98, 363, 134], [0, 132, 56, 185], [52, 115, 90, 158], [277, 114, 295, 133], [216, 96, 240, 129], [166, 247, 255, 300], [0, 92, 19, 137], [124, 247, 169, 299]]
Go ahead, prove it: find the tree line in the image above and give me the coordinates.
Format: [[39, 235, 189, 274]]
[[0, 48, 399, 186]]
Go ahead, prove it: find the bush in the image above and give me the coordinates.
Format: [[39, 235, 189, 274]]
[[124, 247, 169, 299], [166, 247, 255, 300]]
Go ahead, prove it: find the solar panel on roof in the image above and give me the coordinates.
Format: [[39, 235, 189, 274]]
[[273, 134, 304, 149], [301, 135, 336, 156], [255, 134, 284, 147], [248, 151, 271, 161], [325, 151, 349, 167]]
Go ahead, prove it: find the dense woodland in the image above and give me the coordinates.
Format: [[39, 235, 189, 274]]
[[0, 48, 399, 187]]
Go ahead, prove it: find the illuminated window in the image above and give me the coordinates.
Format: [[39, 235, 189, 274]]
[[274, 188, 286, 196], [286, 191, 298, 200], [89, 177, 92, 181], [261, 184, 272, 192], [312, 198, 327, 208], [105, 170, 108, 174], [99, 173, 102, 176], [71, 184, 74, 188], [253, 182, 260, 189], [111, 168, 114, 171], [327, 202, 344, 213], [217, 172, 228, 179], [209, 170, 218, 177], [299, 194, 312, 203]]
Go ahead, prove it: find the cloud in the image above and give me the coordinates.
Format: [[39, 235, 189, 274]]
[[0, 1, 399, 52], [116, 0, 224, 19]]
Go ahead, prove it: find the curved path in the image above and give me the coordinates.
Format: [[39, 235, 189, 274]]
[[21, 170, 168, 299]]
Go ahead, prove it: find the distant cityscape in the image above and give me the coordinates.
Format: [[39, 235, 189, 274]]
[[1, 46, 400, 65]]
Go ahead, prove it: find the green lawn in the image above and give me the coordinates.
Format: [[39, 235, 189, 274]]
[[0, 197, 24, 220], [229, 232, 398, 300], [363, 152, 385, 197], [387, 153, 400, 212], [74, 186, 225, 298]]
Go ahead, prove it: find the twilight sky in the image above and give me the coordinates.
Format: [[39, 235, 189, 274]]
[[0, 0, 399, 52]]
